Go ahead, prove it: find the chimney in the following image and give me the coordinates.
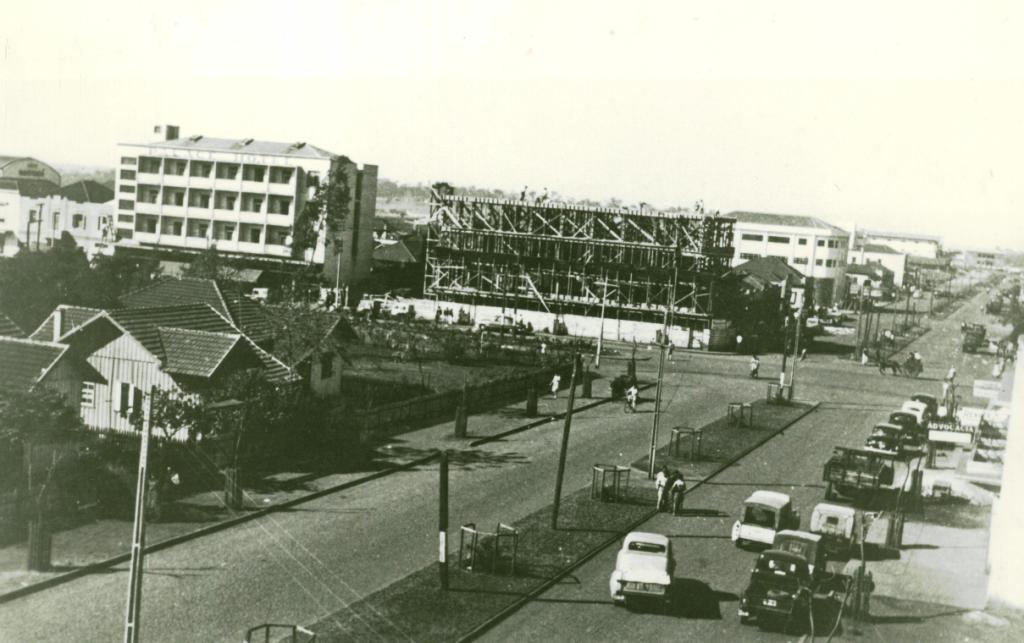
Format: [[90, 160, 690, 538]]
[[52, 308, 62, 342], [154, 124, 180, 141]]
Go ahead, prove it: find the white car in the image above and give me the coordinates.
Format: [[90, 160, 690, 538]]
[[609, 532, 675, 609], [731, 490, 800, 548], [901, 400, 930, 428]]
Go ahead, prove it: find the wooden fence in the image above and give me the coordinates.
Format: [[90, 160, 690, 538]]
[[331, 362, 570, 438]]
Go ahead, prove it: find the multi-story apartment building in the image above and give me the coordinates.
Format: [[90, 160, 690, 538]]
[[728, 211, 850, 306], [113, 127, 377, 286]]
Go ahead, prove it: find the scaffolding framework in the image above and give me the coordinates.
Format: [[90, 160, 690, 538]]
[[424, 192, 735, 325]]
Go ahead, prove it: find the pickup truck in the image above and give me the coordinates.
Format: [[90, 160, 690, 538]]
[[822, 447, 896, 503]]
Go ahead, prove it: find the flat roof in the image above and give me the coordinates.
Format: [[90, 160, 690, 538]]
[[729, 210, 848, 235], [122, 136, 337, 160]]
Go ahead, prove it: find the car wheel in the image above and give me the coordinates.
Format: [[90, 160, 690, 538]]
[[735, 538, 745, 549]]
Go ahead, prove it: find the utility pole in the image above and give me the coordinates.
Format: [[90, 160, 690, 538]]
[[779, 314, 790, 384], [123, 387, 155, 643], [551, 353, 580, 529], [648, 276, 676, 479], [438, 450, 449, 590], [789, 308, 803, 396], [595, 275, 609, 368]]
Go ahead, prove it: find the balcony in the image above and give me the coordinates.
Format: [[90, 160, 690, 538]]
[[161, 204, 185, 217], [136, 171, 160, 184], [240, 180, 266, 193], [213, 209, 241, 222], [189, 176, 214, 190], [267, 181, 296, 197], [135, 201, 160, 215], [266, 213, 293, 228], [162, 174, 188, 188], [236, 241, 263, 255], [262, 243, 292, 257], [184, 236, 211, 250]]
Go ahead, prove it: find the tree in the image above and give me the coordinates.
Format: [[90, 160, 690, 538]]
[[0, 233, 92, 330], [0, 387, 86, 570], [182, 245, 241, 281], [291, 162, 352, 260], [90, 252, 162, 302]]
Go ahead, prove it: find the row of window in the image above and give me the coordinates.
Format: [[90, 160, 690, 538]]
[[121, 156, 296, 183], [128, 188, 293, 214], [133, 216, 291, 245], [80, 381, 138, 414], [738, 253, 838, 268], [740, 233, 842, 248]]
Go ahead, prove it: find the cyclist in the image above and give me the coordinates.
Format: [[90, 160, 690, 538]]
[[625, 384, 639, 412]]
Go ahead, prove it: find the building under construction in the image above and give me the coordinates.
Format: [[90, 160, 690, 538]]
[[423, 189, 735, 337]]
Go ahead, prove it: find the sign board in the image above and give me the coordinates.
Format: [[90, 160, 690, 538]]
[[929, 419, 974, 445], [973, 379, 1003, 399]]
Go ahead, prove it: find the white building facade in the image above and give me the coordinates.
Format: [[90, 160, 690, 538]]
[[114, 130, 378, 285], [728, 211, 850, 306], [862, 230, 941, 260], [848, 243, 907, 287], [0, 184, 114, 258]]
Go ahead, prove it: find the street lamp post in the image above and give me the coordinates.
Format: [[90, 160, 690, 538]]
[[123, 386, 156, 643]]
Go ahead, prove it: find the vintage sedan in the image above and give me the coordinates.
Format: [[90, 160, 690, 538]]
[[738, 549, 815, 627], [609, 532, 675, 609], [732, 491, 800, 549]]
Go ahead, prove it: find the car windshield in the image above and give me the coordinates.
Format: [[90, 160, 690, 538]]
[[754, 555, 809, 587], [743, 504, 777, 528], [627, 541, 666, 554]]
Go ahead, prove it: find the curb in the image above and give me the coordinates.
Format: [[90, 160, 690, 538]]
[[0, 452, 439, 605], [469, 382, 656, 447], [456, 400, 821, 642]]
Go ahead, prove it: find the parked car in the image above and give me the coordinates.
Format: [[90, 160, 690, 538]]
[[809, 503, 860, 556], [772, 530, 827, 576], [866, 422, 924, 456], [609, 532, 675, 610], [901, 400, 931, 428], [910, 393, 939, 419], [731, 491, 801, 549], [888, 410, 926, 441], [738, 549, 815, 627]]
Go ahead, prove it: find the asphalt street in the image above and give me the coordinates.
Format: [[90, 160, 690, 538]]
[[481, 288, 1002, 642], [0, 288, 993, 641]]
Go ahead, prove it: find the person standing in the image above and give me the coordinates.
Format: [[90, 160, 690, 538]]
[[550, 373, 561, 399], [670, 471, 687, 515], [749, 355, 760, 379], [655, 467, 669, 511]]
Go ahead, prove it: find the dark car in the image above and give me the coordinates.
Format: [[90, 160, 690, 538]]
[[739, 549, 814, 628], [910, 393, 939, 419], [888, 411, 924, 439]]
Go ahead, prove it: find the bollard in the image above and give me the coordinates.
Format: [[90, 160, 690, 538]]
[[454, 405, 468, 438], [525, 383, 538, 417], [582, 366, 593, 398]]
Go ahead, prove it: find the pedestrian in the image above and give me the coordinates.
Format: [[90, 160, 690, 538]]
[[749, 355, 760, 379], [736, 334, 744, 353], [945, 366, 957, 384], [670, 470, 687, 515], [667, 341, 675, 361], [655, 467, 669, 511], [799, 347, 808, 361], [550, 373, 561, 398], [861, 350, 869, 366]]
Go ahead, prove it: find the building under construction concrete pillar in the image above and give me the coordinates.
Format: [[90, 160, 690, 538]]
[[423, 190, 734, 339]]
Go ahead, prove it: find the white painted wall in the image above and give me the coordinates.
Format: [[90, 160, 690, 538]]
[[987, 339, 1024, 608]]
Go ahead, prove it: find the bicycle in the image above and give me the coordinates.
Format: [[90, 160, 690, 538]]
[[623, 395, 638, 413]]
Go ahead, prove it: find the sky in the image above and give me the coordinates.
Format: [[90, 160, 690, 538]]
[[2, 0, 1023, 251]]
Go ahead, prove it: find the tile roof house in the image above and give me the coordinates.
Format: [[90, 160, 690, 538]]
[[264, 308, 357, 398], [0, 336, 106, 409], [120, 277, 273, 346], [28, 303, 295, 437], [0, 312, 25, 338]]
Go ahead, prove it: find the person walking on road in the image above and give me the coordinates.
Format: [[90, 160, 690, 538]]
[[655, 467, 669, 511], [625, 383, 639, 412], [670, 470, 687, 516], [749, 355, 760, 379], [550, 373, 561, 399]]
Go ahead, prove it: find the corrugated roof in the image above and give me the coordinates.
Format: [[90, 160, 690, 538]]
[[158, 327, 244, 377], [133, 137, 337, 160], [729, 256, 806, 285], [0, 337, 67, 393], [59, 180, 114, 204], [846, 262, 892, 277], [0, 312, 24, 338], [865, 230, 942, 243], [729, 211, 848, 235], [373, 240, 418, 264], [121, 277, 272, 343]]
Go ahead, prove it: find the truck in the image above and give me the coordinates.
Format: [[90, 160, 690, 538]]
[[962, 323, 986, 353], [822, 447, 896, 504]]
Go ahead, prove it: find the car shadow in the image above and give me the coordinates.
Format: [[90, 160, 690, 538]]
[[668, 577, 738, 619]]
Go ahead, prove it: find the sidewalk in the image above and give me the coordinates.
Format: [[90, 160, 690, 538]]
[[0, 371, 624, 597]]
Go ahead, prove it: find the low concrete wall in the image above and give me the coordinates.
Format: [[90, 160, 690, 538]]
[[407, 298, 698, 346]]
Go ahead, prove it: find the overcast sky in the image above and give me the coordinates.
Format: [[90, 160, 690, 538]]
[[2, 0, 1022, 251]]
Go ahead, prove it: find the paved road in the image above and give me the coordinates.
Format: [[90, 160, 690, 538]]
[[0, 289, 990, 641], [482, 288, 1000, 642]]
